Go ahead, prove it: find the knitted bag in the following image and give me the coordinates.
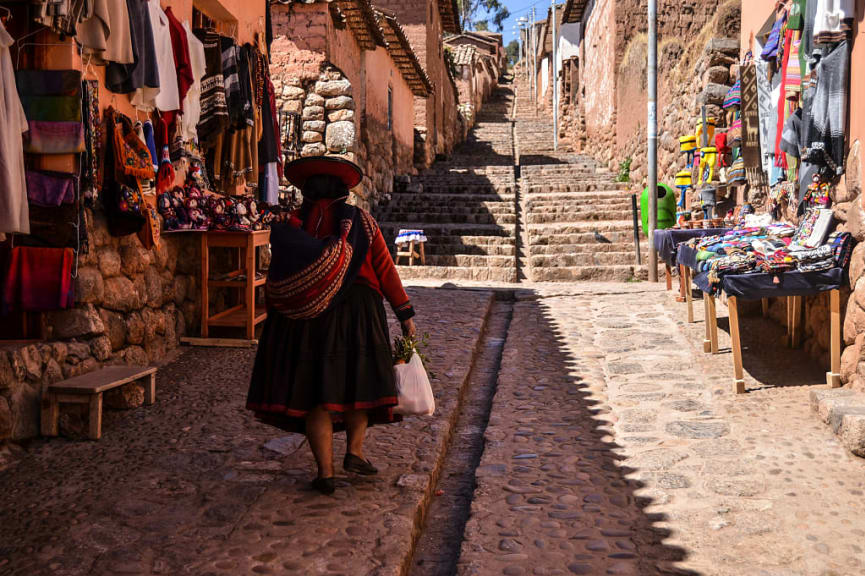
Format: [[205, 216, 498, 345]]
[[723, 79, 741, 109]]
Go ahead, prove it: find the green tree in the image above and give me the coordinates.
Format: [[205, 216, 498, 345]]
[[458, 0, 510, 32], [475, 20, 490, 31], [505, 39, 519, 65]]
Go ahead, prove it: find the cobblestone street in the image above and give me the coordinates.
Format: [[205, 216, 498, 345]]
[[3, 282, 865, 575]]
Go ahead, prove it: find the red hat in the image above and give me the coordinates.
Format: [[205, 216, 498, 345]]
[[283, 156, 363, 190]]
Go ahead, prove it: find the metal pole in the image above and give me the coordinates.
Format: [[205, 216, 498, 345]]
[[531, 7, 537, 105], [551, 0, 558, 151], [632, 194, 642, 266], [647, 0, 658, 282]]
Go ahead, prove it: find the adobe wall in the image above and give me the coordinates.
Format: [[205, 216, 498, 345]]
[[269, 2, 418, 209]]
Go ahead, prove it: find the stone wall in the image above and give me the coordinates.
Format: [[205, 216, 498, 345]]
[[0, 211, 200, 440], [565, 0, 735, 167]]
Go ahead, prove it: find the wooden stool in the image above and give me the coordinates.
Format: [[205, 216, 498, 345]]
[[42, 366, 157, 440], [396, 240, 426, 266]]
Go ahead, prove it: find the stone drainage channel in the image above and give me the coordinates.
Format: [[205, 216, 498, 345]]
[[408, 295, 515, 576]]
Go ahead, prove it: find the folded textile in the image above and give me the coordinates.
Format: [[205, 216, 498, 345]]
[[798, 259, 834, 272], [21, 96, 82, 123], [24, 121, 85, 154], [792, 244, 833, 263], [15, 69, 82, 97], [2, 246, 74, 312], [26, 171, 77, 206], [724, 79, 741, 109], [829, 232, 854, 268], [761, 14, 786, 62]]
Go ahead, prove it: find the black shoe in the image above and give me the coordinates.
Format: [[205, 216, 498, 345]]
[[343, 453, 378, 476], [311, 477, 336, 495]]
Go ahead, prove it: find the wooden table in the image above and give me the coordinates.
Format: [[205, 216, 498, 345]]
[[687, 270, 844, 395], [200, 230, 270, 340]]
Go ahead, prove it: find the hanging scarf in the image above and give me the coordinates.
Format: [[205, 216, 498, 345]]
[[266, 202, 376, 320], [803, 40, 849, 175]]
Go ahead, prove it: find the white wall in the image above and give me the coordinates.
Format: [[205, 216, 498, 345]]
[[541, 57, 550, 98]]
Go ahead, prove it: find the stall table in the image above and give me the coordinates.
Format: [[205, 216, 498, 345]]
[[200, 230, 270, 340], [691, 268, 846, 394], [654, 228, 728, 298]]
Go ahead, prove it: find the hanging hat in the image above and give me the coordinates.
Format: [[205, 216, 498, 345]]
[[283, 156, 364, 190]]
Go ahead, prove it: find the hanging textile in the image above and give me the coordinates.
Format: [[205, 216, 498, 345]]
[[131, 0, 177, 111], [755, 57, 776, 182], [181, 21, 206, 141], [221, 36, 243, 129], [2, 247, 74, 313], [813, 0, 854, 44], [0, 21, 29, 236], [106, 0, 159, 96], [77, 0, 135, 65], [16, 69, 85, 154], [803, 40, 849, 175], [81, 79, 101, 203], [164, 7, 194, 112], [196, 29, 229, 145]]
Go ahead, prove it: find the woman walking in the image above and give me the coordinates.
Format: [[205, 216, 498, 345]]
[[247, 156, 416, 495]]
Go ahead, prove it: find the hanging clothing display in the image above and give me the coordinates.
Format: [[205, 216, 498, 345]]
[[132, 0, 177, 111], [164, 7, 193, 112], [106, 0, 159, 96], [77, 0, 135, 65], [813, 0, 854, 44], [0, 21, 29, 236], [804, 40, 849, 175], [16, 70, 85, 155], [181, 21, 206, 141], [196, 29, 229, 145]]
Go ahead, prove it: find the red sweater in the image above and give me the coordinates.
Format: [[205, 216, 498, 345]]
[[294, 200, 414, 320]]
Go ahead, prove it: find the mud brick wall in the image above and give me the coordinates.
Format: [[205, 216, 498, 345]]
[[567, 0, 736, 168], [0, 211, 200, 440]]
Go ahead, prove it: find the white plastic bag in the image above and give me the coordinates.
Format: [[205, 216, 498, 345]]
[[393, 352, 435, 416]]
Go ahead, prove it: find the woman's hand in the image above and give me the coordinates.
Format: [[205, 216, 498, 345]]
[[401, 318, 417, 339]]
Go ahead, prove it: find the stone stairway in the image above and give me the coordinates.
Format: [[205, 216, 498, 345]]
[[513, 74, 641, 283], [375, 79, 518, 283]]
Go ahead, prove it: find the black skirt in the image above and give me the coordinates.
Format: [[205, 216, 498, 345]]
[[247, 283, 400, 434]]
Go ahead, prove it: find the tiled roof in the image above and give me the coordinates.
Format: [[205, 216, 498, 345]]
[[376, 10, 433, 97], [451, 43, 478, 66]]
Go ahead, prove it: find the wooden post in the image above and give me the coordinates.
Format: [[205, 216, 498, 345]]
[[143, 373, 156, 405], [703, 295, 712, 353], [200, 233, 209, 338], [245, 236, 255, 340], [728, 296, 746, 394], [677, 264, 687, 302], [42, 392, 59, 437], [419, 242, 426, 265], [827, 289, 842, 388], [708, 293, 719, 354], [685, 267, 694, 323], [665, 263, 673, 291], [761, 298, 769, 318], [409, 240, 415, 266], [88, 393, 103, 440], [791, 295, 802, 348]]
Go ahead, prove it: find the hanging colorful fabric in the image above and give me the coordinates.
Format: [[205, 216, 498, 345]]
[[113, 113, 157, 180], [723, 79, 741, 109]]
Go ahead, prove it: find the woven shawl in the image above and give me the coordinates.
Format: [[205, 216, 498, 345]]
[[804, 40, 849, 175], [266, 204, 377, 320]]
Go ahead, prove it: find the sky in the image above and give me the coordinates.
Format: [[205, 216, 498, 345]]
[[474, 0, 557, 47]]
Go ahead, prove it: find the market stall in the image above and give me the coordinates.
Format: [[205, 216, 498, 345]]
[[0, 1, 282, 345]]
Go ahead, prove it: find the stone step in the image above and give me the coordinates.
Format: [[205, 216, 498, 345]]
[[396, 265, 517, 283], [529, 265, 641, 283], [379, 205, 515, 217], [527, 220, 635, 235], [380, 223, 515, 238], [527, 197, 632, 208], [424, 243, 516, 257], [527, 210, 633, 224], [530, 252, 636, 268], [529, 231, 636, 246], [381, 199, 514, 211], [528, 242, 634, 255], [525, 183, 625, 193], [420, 254, 516, 268], [379, 212, 516, 226], [525, 191, 630, 202], [390, 193, 515, 203]]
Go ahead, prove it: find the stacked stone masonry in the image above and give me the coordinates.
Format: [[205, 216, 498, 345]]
[[0, 210, 200, 441]]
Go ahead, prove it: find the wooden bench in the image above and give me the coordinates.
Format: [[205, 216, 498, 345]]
[[42, 366, 157, 440]]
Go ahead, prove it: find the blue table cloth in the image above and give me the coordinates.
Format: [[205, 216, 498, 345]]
[[693, 268, 846, 300], [656, 228, 729, 267]]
